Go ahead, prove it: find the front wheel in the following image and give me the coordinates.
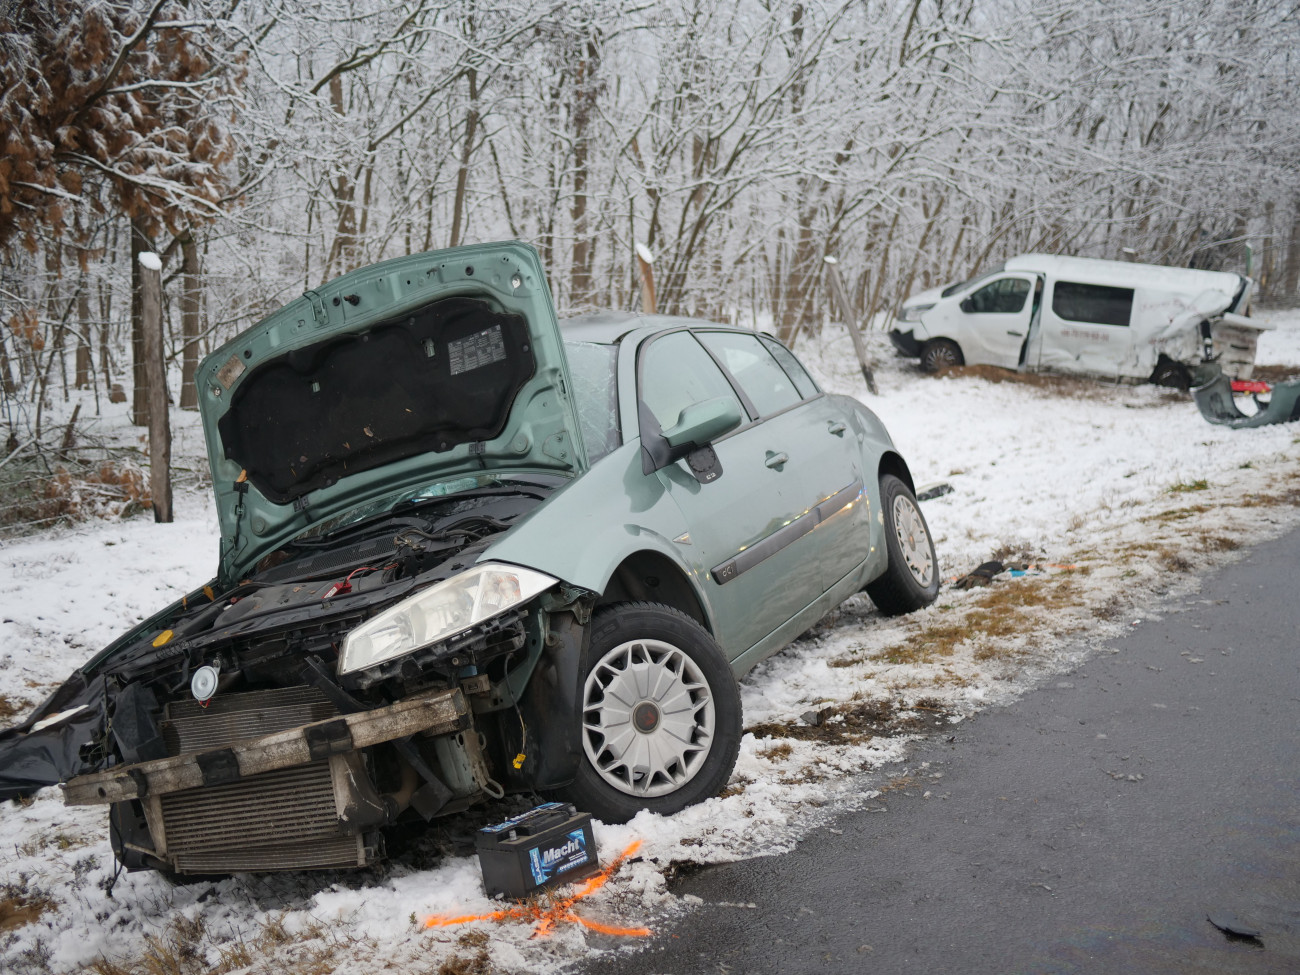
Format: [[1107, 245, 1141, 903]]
[[920, 338, 964, 373], [558, 603, 741, 824], [866, 474, 940, 615]]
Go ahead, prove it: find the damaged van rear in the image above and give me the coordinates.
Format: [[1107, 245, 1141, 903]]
[[891, 254, 1266, 387]]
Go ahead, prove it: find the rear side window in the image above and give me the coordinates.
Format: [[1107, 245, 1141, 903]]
[[759, 336, 819, 398], [1052, 281, 1134, 327], [640, 332, 744, 432], [697, 331, 801, 417], [967, 277, 1031, 314]]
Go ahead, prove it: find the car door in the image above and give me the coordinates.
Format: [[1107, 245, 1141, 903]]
[[952, 275, 1038, 367], [697, 330, 870, 594], [637, 330, 819, 659]]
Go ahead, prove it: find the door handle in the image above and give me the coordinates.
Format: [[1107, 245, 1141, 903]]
[[1006, 330, 1024, 337], [765, 451, 789, 470], [828, 421, 847, 436]]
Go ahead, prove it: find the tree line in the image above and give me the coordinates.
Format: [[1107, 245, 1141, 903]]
[[2, 0, 1298, 443]]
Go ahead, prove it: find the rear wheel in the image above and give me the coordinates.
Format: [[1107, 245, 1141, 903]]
[[1150, 355, 1192, 390], [560, 603, 741, 823], [920, 339, 964, 373], [866, 474, 940, 615]]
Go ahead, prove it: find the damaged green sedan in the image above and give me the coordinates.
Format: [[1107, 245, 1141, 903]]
[[0, 241, 938, 875]]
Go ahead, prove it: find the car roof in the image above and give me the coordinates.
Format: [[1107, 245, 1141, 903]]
[[559, 310, 746, 345], [1004, 253, 1245, 295]]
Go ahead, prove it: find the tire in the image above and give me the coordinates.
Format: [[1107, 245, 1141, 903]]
[[865, 474, 940, 615], [919, 338, 964, 373], [559, 602, 742, 824], [1150, 355, 1192, 390]]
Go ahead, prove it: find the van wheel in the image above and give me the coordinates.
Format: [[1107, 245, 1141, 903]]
[[866, 475, 940, 615], [920, 339, 963, 373], [559, 603, 742, 824], [1150, 355, 1192, 390]]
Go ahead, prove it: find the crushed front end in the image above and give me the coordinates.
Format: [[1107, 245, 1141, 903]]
[[0, 243, 598, 875], [48, 481, 583, 875]]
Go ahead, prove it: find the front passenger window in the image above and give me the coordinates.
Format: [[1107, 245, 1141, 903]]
[[967, 277, 1031, 314], [640, 332, 744, 432]]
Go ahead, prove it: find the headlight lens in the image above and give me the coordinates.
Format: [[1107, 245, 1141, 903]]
[[900, 303, 934, 322], [338, 562, 557, 675]]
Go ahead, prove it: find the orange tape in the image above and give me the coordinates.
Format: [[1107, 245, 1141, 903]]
[[424, 839, 649, 940]]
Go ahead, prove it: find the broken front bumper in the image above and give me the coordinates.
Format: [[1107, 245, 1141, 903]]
[[888, 329, 921, 357], [65, 686, 472, 874]]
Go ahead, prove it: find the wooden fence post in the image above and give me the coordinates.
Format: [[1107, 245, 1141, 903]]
[[824, 256, 877, 395], [636, 243, 657, 314], [138, 251, 172, 523]]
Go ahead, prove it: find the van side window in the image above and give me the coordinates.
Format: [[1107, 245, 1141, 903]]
[[1052, 281, 1134, 327], [967, 277, 1030, 314]]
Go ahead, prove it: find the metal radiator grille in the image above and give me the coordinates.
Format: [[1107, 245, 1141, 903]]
[[174, 835, 364, 875], [163, 686, 337, 755], [156, 687, 371, 873]]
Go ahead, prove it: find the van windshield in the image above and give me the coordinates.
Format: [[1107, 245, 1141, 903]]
[[942, 264, 1006, 298]]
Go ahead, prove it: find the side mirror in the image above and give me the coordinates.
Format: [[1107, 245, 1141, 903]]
[[663, 397, 743, 455], [959, 297, 974, 313]]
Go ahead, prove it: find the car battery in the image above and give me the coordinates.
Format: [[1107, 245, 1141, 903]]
[[474, 801, 600, 899]]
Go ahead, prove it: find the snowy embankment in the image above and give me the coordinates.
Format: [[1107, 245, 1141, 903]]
[[2, 311, 1299, 975]]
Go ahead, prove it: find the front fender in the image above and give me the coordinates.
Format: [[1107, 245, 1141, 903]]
[[483, 441, 715, 630]]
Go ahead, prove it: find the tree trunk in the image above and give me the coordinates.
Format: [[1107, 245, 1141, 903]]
[[449, 67, 479, 249], [180, 233, 201, 410], [75, 277, 92, 390], [130, 216, 150, 426], [569, 42, 599, 309], [1281, 200, 1300, 299], [139, 252, 172, 523]]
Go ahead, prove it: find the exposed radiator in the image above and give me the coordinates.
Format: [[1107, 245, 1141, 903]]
[[153, 686, 373, 873]]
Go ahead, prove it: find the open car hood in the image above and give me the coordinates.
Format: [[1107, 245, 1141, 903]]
[[197, 242, 586, 583]]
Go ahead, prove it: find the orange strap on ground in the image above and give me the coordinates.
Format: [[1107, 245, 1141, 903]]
[[424, 839, 650, 939]]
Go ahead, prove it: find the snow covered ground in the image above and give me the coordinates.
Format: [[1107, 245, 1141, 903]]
[[3, 310, 1299, 974]]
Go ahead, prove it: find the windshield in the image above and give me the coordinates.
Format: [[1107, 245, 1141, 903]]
[[941, 264, 1006, 298], [564, 341, 620, 463]]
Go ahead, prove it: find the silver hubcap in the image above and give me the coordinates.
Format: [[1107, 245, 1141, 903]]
[[582, 638, 715, 798], [893, 494, 934, 587]]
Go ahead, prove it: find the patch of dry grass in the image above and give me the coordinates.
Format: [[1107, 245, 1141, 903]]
[[435, 930, 492, 975], [1248, 364, 1299, 383], [891, 578, 1083, 665], [917, 363, 1100, 395], [0, 887, 54, 933], [0, 695, 19, 721], [747, 696, 954, 745], [1147, 505, 1212, 522], [757, 742, 793, 761], [86, 911, 346, 975]]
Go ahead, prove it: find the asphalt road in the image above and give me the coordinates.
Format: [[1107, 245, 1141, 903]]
[[586, 524, 1300, 974]]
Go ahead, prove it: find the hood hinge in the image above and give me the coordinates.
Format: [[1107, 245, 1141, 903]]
[[303, 289, 329, 326]]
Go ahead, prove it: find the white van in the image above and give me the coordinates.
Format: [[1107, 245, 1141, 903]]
[[890, 254, 1266, 386]]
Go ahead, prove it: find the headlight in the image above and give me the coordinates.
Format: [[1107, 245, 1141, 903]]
[[900, 303, 934, 322], [338, 562, 557, 675]]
